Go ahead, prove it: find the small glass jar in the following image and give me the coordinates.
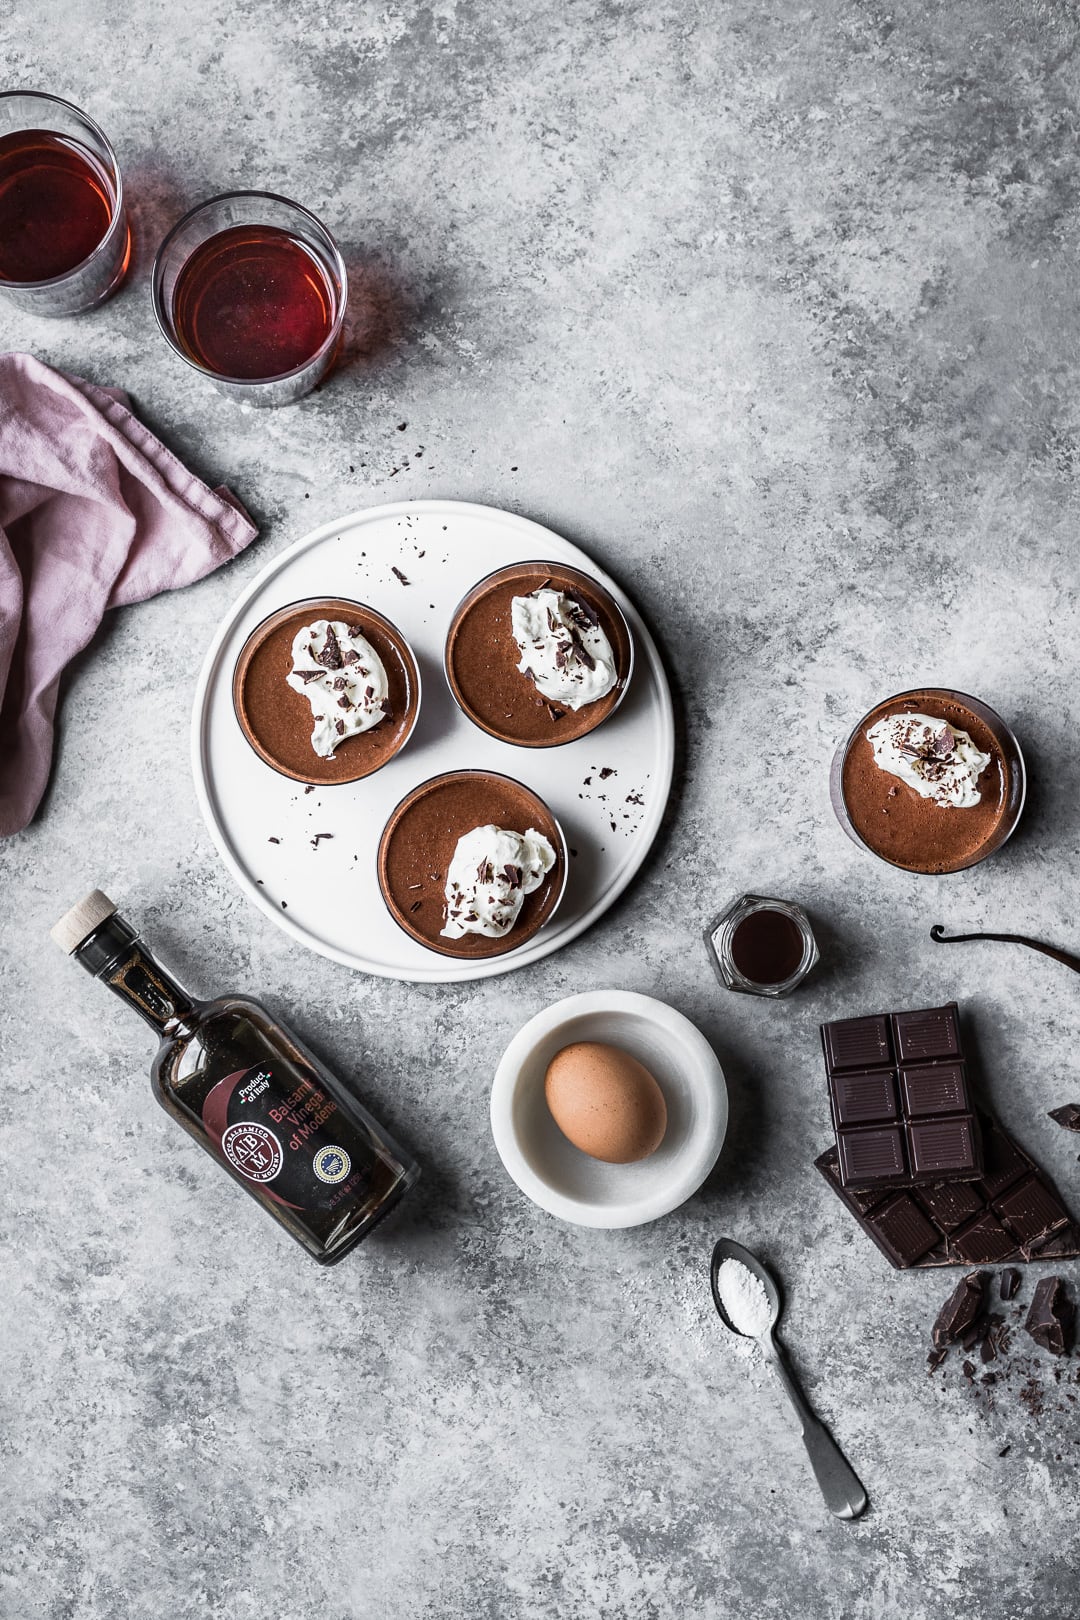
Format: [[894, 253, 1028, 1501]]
[[706, 894, 818, 998]]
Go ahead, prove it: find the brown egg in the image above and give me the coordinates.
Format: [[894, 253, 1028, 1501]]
[[544, 1041, 668, 1164]]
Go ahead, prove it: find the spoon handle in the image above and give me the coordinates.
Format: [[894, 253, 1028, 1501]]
[[763, 1336, 868, 1521], [930, 924, 1080, 976]]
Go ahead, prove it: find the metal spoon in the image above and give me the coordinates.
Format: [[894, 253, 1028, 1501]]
[[710, 1238, 868, 1521]]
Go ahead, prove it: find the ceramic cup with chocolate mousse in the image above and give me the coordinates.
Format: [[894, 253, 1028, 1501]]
[[831, 688, 1025, 874], [444, 560, 634, 746], [233, 597, 421, 785], [378, 770, 568, 958]]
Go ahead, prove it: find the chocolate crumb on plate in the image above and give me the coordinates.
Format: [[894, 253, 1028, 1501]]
[[391, 566, 410, 585], [1049, 1103, 1080, 1132]]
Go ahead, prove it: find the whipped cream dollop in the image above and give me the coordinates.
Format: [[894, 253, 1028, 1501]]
[[286, 619, 390, 759], [510, 587, 617, 711], [441, 824, 557, 939], [866, 712, 991, 808]]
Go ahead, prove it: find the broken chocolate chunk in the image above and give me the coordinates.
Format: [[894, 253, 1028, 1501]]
[[346, 624, 364, 638], [932, 726, 956, 757], [337, 694, 352, 709], [932, 1271, 986, 1347], [296, 668, 325, 684], [1000, 1267, 1021, 1301], [341, 648, 359, 665], [334, 718, 346, 735], [316, 626, 343, 669], [1025, 1276, 1074, 1356], [1049, 1103, 1080, 1133], [926, 1347, 947, 1374]]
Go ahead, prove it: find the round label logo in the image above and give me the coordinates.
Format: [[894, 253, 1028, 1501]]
[[221, 1121, 283, 1183], [313, 1145, 352, 1184]]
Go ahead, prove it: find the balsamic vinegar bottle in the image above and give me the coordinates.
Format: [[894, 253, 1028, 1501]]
[[52, 891, 419, 1264]]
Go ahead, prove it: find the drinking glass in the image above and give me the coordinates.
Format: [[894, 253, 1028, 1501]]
[[0, 90, 130, 316], [151, 191, 347, 407]]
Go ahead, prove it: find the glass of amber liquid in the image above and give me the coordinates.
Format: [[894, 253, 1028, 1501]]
[[152, 191, 347, 407], [0, 90, 131, 316]]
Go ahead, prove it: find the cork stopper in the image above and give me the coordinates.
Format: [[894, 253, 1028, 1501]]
[[51, 890, 118, 954]]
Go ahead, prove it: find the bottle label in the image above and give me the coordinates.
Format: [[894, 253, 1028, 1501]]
[[201, 1063, 373, 1215]]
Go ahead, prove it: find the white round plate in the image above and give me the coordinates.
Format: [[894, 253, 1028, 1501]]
[[192, 500, 674, 983], [490, 991, 728, 1227]]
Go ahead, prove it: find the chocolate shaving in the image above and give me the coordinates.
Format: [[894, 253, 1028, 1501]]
[[380, 698, 392, 715], [311, 833, 333, 847], [1000, 1267, 1021, 1301], [296, 668, 325, 684], [391, 566, 410, 585], [346, 624, 364, 638], [334, 719, 345, 735], [409, 900, 422, 912], [547, 705, 564, 722], [341, 648, 359, 665], [566, 590, 599, 628], [268, 837, 281, 844], [316, 626, 343, 669], [1049, 1103, 1080, 1133], [337, 694, 352, 709], [932, 726, 956, 758], [599, 767, 616, 780], [332, 676, 348, 690], [502, 864, 522, 887]]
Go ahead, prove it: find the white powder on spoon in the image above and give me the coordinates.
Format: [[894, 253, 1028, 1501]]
[[716, 1257, 772, 1337]]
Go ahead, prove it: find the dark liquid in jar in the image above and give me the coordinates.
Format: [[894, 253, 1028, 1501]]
[[171, 224, 336, 380], [730, 908, 804, 985], [0, 129, 114, 282]]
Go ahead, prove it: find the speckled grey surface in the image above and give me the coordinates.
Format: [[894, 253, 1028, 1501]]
[[4, 3, 1080, 1616]]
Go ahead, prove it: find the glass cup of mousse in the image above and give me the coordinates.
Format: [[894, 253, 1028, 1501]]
[[830, 688, 1026, 875], [232, 598, 421, 785], [444, 560, 635, 748]]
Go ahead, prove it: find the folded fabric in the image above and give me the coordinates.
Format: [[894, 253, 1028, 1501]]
[[0, 351, 258, 836]]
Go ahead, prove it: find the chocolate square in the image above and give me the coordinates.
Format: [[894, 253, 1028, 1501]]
[[908, 1116, 979, 1177], [900, 1063, 968, 1116], [915, 1181, 984, 1232], [837, 1127, 906, 1186], [975, 1124, 1033, 1198], [822, 1015, 892, 1073], [993, 1174, 1070, 1248], [949, 1211, 1018, 1264], [892, 1004, 961, 1064], [872, 1194, 941, 1268], [831, 1069, 897, 1126]]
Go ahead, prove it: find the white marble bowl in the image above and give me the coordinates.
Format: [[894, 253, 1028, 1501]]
[[490, 991, 728, 1228]]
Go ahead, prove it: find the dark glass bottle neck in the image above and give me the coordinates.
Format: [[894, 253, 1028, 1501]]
[[74, 913, 195, 1034]]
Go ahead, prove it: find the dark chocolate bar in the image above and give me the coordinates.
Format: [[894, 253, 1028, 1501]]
[[820, 1003, 982, 1190], [815, 1112, 1080, 1270]]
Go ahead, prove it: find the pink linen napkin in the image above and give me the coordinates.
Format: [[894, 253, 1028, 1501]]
[[0, 351, 258, 836]]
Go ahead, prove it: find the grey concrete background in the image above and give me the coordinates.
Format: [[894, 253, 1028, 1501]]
[[3, 2, 1080, 1616]]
